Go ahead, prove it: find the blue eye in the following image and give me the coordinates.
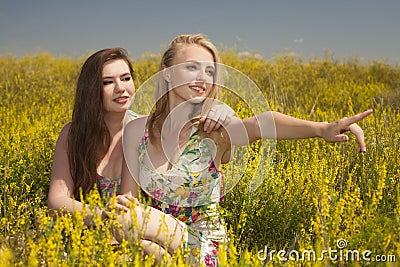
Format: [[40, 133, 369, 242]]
[[186, 65, 198, 71], [206, 68, 215, 76]]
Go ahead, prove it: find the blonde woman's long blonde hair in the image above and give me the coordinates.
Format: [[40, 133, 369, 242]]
[[147, 34, 224, 144]]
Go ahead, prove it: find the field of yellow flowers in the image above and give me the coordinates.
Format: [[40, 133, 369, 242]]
[[0, 51, 399, 266]]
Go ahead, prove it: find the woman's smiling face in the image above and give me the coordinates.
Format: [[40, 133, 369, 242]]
[[166, 44, 215, 105], [102, 59, 135, 114]]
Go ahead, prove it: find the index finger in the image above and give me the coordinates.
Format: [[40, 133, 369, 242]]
[[343, 109, 373, 125], [204, 118, 219, 133]]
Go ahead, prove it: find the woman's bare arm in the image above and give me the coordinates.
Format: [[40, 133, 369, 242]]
[[225, 110, 373, 151], [47, 124, 107, 224]]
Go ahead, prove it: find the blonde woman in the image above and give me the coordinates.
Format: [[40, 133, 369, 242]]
[[120, 34, 372, 266]]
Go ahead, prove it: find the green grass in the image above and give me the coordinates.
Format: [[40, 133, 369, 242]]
[[0, 51, 399, 266]]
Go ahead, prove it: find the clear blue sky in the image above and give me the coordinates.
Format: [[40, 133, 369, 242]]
[[1, 0, 399, 63]]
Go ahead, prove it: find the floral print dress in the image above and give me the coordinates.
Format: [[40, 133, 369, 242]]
[[138, 127, 227, 267], [98, 176, 121, 199]]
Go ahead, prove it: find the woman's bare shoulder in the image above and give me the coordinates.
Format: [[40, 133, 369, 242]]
[[123, 116, 148, 144], [55, 122, 72, 148], [125, 115, 147, 130]]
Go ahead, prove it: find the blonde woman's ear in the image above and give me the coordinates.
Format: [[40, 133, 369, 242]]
[[162, 66, 171, 82]]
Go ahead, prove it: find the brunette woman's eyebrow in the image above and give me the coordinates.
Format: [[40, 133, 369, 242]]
[[102, 72, 131, 79]]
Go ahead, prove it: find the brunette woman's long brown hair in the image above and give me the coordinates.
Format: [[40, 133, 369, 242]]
[[68, 48, 134, 199]]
